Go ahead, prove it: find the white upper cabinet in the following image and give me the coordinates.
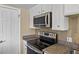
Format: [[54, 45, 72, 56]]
[[31, 5, 41, 16], [64, 4, 79, 16], [29, 8, 35, 28], [41, 4, 52, 13], [52, 4, 68, 30], [32, 4, 52, 15]]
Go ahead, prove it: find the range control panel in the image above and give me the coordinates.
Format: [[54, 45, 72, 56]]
[[37, 31, 57, 39]]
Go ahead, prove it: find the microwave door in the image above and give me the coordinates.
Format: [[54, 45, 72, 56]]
[[39, 16, 46, 27], [34, 16, 46, 27]]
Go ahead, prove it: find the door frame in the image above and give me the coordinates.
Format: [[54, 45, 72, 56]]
[[0, 4, 21, 54]]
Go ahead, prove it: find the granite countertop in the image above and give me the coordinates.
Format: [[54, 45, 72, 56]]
[[43, 44, 70, 54], [23, 34, 40, 41]]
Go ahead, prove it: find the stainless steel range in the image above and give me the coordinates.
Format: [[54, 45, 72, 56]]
[[24, 32, 58, 54]]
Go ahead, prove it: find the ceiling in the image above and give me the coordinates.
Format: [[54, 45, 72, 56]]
[[5, 4, 37, 9]]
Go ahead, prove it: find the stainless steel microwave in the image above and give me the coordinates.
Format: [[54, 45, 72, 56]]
[[33, 12, 52, 28]]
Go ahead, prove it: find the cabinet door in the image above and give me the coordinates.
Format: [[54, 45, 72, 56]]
[[29, 8, 37, 28], [64, 4, 79, 16], [41, 4, 52, 13], [31, 5, 41, 16], [52, 4, 68, 30]]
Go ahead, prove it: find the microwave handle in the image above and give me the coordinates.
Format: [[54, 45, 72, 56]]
[[48, 12, 50, 26], [45, 14, 47, 26], [45, 13, 50, 27]]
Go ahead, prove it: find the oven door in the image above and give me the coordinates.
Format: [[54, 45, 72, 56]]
[[26, 43, 43, 54], [27, 46, 38, 54]]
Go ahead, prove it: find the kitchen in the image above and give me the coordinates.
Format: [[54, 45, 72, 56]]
[[0, 4, 79, 54], [23, 4, 79, 54]]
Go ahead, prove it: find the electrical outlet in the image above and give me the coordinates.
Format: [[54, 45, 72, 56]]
[[67, 37, 72, 42]]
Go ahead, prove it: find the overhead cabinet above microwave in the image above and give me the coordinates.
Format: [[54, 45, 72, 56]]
[[29, 4, 68, 31], [64, 4, 79, 16]]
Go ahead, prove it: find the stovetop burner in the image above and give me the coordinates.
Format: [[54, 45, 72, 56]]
[[33, 42, 49, 50], [27, 39, 50, 50]]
